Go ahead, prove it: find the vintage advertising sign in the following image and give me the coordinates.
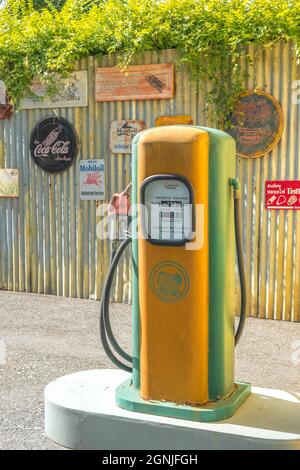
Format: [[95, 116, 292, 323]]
[[0, 81, 6, 105], [0, 169, 19, 198], [30, 116, 78, 173], [79, 160, 105, 200], [110, 120, 146, 154], [0, 80, 13, 120], [155, 115, 193, 126], [265, 181, 300, 210], [96, 64, 174, 102], [227, 90, 284, 158], [20, 71, 88, 109]]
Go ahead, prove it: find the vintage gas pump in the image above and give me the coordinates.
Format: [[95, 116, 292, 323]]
[[100, 125, 250, 422]]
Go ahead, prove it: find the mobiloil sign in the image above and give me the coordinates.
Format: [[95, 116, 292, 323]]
[[79, 159, 105, 201]]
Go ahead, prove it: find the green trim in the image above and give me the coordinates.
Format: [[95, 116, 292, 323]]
[[116, 379, 251, 423], [199, 127, 237, 401]]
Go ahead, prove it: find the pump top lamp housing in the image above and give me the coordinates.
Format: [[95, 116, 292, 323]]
[[100, 125, 251, 422]]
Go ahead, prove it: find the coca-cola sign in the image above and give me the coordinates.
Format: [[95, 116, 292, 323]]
[[30, 116, 78, 173]]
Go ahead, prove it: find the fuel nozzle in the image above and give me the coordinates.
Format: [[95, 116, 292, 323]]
[[108, 182, 132, 216], [108, 183, 132, 241]]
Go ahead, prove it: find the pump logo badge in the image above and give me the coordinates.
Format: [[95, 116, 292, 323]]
[[150, 261, 190, 303]]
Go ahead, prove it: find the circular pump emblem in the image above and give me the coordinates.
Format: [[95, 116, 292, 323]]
[[150, 261, 190, 303]]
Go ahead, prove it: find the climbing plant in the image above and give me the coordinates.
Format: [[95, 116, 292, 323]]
[[0, 0, 297, 126], [33, 0, 67, 9]]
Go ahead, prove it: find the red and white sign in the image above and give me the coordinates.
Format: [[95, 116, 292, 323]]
[[265, 180, 300, 209]]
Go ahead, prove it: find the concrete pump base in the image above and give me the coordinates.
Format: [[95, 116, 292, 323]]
[[44, 369, 300, 450]]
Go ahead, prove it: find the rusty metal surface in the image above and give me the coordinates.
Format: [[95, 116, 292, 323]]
[[0, 44, 299, 321]]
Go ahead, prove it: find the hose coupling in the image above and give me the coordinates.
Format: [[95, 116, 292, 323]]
[[229, 178, 241, 199], [233, 189, 241, 199]]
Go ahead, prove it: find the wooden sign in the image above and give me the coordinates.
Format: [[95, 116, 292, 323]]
[[155, 115, 193, 126], [96, 64, 174, 102], [227, 90, 284, 158], [20, 71, 88, 109], [110, 120, 146, 154], [0, 169, 19, 198]]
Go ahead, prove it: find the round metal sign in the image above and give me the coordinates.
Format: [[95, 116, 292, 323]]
[[227, 90, 284, 158], [30, 116, 78, 173]]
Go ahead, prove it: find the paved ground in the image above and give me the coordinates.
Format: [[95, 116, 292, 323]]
[[0, 290, 300, 450]]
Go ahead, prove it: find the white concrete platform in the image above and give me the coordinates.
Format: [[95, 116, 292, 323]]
[[44, 369, 300, 450]]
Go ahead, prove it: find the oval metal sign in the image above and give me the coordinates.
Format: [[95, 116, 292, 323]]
[[227, 90, 284, 158], [30, 116, 78, 173]]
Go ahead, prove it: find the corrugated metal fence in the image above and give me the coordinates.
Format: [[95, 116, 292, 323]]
[[0, 43, 299, 321]]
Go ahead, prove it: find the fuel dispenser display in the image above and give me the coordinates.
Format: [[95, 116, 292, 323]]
[[141, 175, 193, 244], [100, 125, 250, 422]]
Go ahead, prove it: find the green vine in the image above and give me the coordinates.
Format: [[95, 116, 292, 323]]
[[0, 0, 297, 127]]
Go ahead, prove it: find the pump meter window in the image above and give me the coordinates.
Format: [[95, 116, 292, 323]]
[[141, 175, 194, 245]]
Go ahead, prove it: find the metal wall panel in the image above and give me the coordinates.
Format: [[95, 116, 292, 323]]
[[0, 44, 299, 321]]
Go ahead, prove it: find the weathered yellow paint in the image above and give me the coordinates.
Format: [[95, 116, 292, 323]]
[[137, 127, 209, 404]]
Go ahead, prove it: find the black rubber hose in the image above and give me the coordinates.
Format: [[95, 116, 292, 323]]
[[102, 239, 132, 363], [100, 237, 133, 372], [234, 197, 247, 345], [102, 240, 132, 363]]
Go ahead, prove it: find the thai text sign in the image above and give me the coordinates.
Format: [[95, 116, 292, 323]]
[[79, 160, 105, 201], [0, 169, 19, 198], [110, 120, 146, 153], [227, 90, 284, 158], [96, 64, 174, 102], [20, 71, 88, 109], [266, 181, 300, 209]]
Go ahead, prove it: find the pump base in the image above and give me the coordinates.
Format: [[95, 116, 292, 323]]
[[116, 379, 251, 422], [45, 370, 300, 450]]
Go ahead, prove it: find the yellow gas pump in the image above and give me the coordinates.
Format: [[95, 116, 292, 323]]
[[100, 125, 250, 422]]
